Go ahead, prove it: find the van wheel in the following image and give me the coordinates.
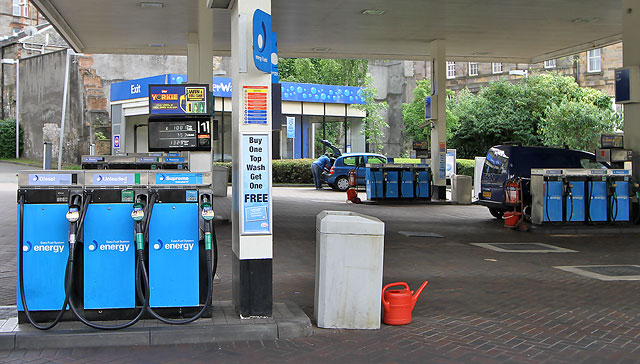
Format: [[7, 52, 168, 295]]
[[489, 208, 504, 219], [522, 204, 532, 222]]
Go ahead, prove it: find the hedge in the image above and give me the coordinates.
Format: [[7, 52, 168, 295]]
[[214, 159, 315, 184], [456, 159, 475, 179], [0, 120, 23, 158], [214, 158, 478, 184]]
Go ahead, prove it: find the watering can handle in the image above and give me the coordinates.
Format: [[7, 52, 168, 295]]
[[381, 282, 410, 305]]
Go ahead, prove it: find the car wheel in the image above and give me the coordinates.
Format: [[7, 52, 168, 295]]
[[489, 208, 504, 219], [334, 176, 349, 192]]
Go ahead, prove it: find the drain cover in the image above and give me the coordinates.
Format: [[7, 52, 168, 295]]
[[471, 243, 576, 253], [398, 231, 445, 238], [555, 265, 640, 281]]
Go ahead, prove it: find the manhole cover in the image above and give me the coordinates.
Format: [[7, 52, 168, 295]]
[[471, 243, 576, 253], [398, 231, 445, 238], [555, 265, 640, 281]]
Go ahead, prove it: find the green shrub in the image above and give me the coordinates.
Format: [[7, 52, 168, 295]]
[[456, 159, 475, 178], [0, 120, 23, 158], [214, 159, 314, 184]]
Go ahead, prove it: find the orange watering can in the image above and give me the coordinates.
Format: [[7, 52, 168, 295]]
[[382, 281, 428, 325]]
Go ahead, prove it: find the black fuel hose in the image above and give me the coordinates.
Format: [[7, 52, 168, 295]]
[[565, 182, 573, 222], [545, 181, 551, 222], [586, 180, 594, 224], [139, 191, 217, 325], [18, 194, 73, 330], [66, 193, 149, 330]]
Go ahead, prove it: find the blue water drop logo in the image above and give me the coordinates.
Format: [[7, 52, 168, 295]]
[[96, 175, 103, 182], [23, 241, 32, 252], [159, 175, 165, 181], [32, 175, 38, 182], [154, 239, 163, 250], [88, 240, 98, 252]]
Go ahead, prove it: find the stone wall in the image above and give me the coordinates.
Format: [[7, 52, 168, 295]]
[[19, 49, 87, 163]]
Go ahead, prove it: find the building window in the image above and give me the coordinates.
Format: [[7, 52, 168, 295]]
[[468, 62, 478, 76], [544, 59, 556, 68], [587, 49, 602, 73], [492, 63, 503, 74], [23, 2, 29, 17], [446, 61, 456, 79], [12, 0, 21, 16], [12, 28, 20, 35]]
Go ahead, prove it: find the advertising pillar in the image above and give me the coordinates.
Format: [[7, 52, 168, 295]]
[[187, 0, 214, 172], [231, 0, 273, 317], [622, 1, 640, 181], [429, 40, 447, 200]]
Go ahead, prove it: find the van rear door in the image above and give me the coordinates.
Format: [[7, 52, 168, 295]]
[[480, 147, 509, 204]]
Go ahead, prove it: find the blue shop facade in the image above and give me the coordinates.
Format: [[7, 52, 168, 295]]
[[109, 74, 367, 161]]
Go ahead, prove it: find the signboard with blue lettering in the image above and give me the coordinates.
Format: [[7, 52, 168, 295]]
[[252, 9, 272, 73], [615, 67, 631, 103], [286, 116, 295, 138], [280, 82, 365, 104], [241, 134, 271, 235], [28, 173, 73, 186], [110, 74, 167, 102], [149, 84, 210, 116], [92, 173, 136, 186], [155, 173, 203, 185]]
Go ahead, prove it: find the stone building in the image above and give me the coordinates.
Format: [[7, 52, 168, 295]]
[[0, 0, 45, 37]]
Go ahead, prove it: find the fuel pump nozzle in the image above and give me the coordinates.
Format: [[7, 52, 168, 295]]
[[563, 180, 573, 222], [200, 197, 215, 252], [131, 198, 146, 252]]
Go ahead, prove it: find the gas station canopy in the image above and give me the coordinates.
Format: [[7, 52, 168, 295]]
[[33, 0, 622, 63]]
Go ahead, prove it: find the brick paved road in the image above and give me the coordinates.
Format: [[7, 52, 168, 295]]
[[0, 179, 639, 363]]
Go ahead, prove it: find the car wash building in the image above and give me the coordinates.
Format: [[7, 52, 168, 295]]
[[109, 74, 366, 160]]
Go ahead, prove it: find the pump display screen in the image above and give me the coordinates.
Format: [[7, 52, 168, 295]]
[[148, 118, 213, 151]]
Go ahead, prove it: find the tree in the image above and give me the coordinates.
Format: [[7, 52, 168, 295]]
[[540, 99, 621, 150], [401, 80, 458, 144], [354, 75, 388, 153], [278, 58, 368, 86], [447, 73, 621, 158]]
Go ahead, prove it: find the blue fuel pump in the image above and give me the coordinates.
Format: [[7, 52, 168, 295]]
[[587, 175, 608, 223], [607, 172, 630, 223], [141, 190, 216, 324], [543, 178, 563, 222], [17, 191, 79, 330], [564, 178, 586, 222], [65, 193, 149, 330], [385, 171, 399, 198]]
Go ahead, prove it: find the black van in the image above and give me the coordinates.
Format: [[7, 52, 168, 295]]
[[478, 145, 604, 219]]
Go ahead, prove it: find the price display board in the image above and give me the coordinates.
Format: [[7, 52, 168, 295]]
[[148, 84, 210, 116], [148, 118, 214, 151]]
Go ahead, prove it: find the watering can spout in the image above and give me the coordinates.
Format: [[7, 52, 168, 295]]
[[411, 281, 429, 309]]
